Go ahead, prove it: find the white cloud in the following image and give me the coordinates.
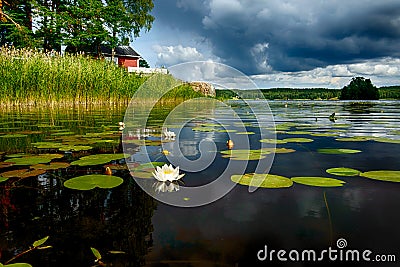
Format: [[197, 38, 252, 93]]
[[251, 57, 400, 88], [153, 45, 205, 66]]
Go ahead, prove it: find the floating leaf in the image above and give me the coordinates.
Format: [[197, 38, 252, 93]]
[[335, 136, 371, 142], [5, 153, 27, 158], [260, 148, 296, 154], [51, 131, 75, 136], [0, 177, 8, 183], [31, 142, 64, 149], [64, 175, 124, 190], [58, 145, 93, 151], [71, 154, 127, 166], [317, 148, 361, 154], [326, 167, 360, 176], [32, 162, 70, 170], [371, 137, 400, 144], [0, 134, 28, 138], [291, 177, 345, 187], [0, 169, 46, 179], [220, 149, 267, 160], [260, 139, 287, 144], [192, 126, 216, 132], [310, 132, 338, 137], [103, 164, 127, 170], [4, 154, 63, 165], [282, 137, 314, 143], [231, 173, 293, 188], [236, 131, 255, 135], [3, 263, 33, 267], [360, 170, 400, 182]]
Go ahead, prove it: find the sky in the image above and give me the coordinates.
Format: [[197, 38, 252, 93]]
[[132, 0, 400, 88]]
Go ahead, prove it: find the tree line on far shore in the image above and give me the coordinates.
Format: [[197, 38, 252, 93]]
[[216, 78, 400, 100]]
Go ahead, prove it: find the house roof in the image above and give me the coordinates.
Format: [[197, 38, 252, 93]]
[[101, 45, 141, 58]]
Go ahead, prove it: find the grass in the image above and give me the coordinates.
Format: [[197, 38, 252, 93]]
[[0, 46, 201, 107]]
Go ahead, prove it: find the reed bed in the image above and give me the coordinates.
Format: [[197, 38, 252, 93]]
[[0, 46, 201, 108]]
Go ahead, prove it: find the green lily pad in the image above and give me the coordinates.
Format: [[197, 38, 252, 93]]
[[326, 167, 361, 176], [32, 162, 70, 170], [291, 177, 346, 187], [220, 149, 267, 160], [282, 137, 314, 143], [236, 131, 255, 135], [260, 138, 287, 144], [58, 145, 93, 151], [371, 137, 400, 144], [5, 153, 28, 158], [231, 173, 293, 188], [71, 154, 127, 166], [360, 170, 400, 182], [130, 170, 153, 179], [51, 131, 75, 136], [310, 132, 338, 137], [31, 142, 64, 149], [4, 154, 63, 165], [0, 169, 46, 179], [260, 148, 296, 154], [286, 131, 312, 135], [192, 126, 216, 132], [3, 263, 33, 267], [317, 148, 362, 154], [216, 129, 237, 133], [64, 174, 124, 190], [335, 136, 371, 142], [0, 177, 9, 183], [0, 134, 28, 138]]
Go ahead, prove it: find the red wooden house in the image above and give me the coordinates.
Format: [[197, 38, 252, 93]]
[[100, 45, 142, 68]]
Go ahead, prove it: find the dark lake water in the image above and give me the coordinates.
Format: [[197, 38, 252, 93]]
[[0, 100, 399, 266]]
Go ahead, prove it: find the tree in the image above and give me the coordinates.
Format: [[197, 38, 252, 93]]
[[139, 58, 150, 68], [340, 77, 379, 100]]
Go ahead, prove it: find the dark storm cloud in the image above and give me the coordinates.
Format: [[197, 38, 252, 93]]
[[152, 0, 400, 75]]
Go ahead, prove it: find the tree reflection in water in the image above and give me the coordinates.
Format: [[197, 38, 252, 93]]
[[0, 171, 156, 267]]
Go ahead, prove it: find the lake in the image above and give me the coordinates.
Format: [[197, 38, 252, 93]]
[[0, 100, 399, 266]]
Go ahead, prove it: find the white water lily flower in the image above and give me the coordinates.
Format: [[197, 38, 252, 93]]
[[152, 164, 184, 182], [118, 122, 125, 131]]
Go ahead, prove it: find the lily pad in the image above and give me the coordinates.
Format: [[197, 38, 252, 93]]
[[64, 174, 124, 190], [51, 131, 75, 136], [260, 148, 296, 154], [286, 131, 312, 135], [236, 131, 255, 135], [4, 154, 63, 165], [360, 170, 400, 182], [335, 136, 371, 142], [32, 162, 70, 170], [371, 137, 400, 144], [58, 145, 93, 152], [317, 148, 362, 154], [220, 149, 267, 160], [282, 137, 314, 143], [231, 173, 293, 188], [260, 139, 287, 144], [291, 177, 346, 187], [71, 154, 127, 166], [0, 169, 46, 179], [0, 134, 28, 138], [192, 126, 216, 132], [310, 132, 338, 137], [326, 167, 360, 176], [31, 142, 64, 149], [0, 177, 9, 183]]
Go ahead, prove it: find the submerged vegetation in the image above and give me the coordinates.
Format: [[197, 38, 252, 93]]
[[0, 47, 201, 107]]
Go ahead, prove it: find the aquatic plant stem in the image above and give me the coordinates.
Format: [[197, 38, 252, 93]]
[[323, 191, 333, 246]]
